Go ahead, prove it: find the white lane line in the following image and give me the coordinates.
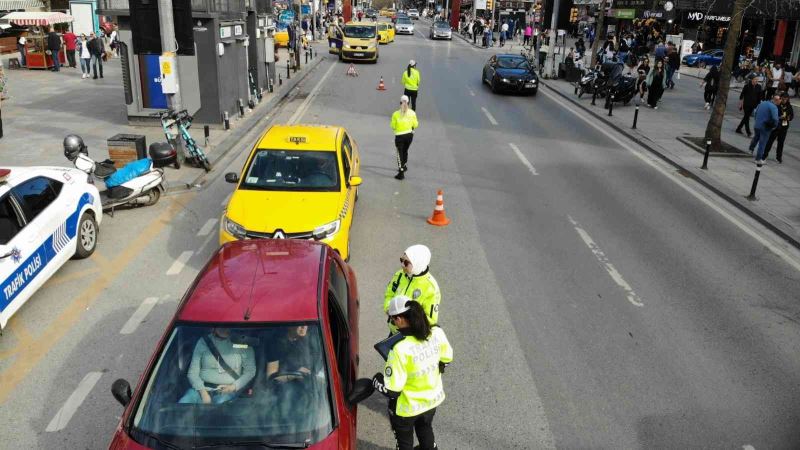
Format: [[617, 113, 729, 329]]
[[288, 61, 337, 124], [120, 297, 159, 335], [541, 87, 800, 274], [743, 446, 756, 450], [468, 87, 476, 96], [568, 215, 644, 307], [481, 106, 498, 125], [197, 218, 218, 237], [166, 251, 194, 276], [509, 143, 538, 175], [199, 227, 218, 251], [45, 371, 103, 432]]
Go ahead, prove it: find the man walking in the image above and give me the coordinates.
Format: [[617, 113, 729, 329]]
[[764, 92, 793, 163], [748, 94, 781, 162], [17, 34, 26, 67], [736, 75, 762, 137], [88, 32, 105, 79], [666, 43, 679, 89], [63, 29, 77, 68], [46, 27, 62, 72]]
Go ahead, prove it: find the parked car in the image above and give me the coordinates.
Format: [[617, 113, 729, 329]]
[[683, 49, 723, 68], [482, 54, 539, 95]]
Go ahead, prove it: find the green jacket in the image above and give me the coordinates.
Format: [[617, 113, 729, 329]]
[[401, 67, 421, 91], [384, 269, 441, 334]]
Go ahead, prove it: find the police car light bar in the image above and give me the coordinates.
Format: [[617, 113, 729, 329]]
[[0, 169, 10, 183]]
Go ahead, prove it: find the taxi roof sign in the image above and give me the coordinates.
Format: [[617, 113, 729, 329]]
[[0, 168, 10, 183], [288, 136, 308, 144]]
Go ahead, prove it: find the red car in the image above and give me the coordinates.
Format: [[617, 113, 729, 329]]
[[108, 239, 373, 449]]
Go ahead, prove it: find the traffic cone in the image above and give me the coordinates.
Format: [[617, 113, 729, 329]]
[[377, 76, 386, 90], [426, 190, 450, 226]]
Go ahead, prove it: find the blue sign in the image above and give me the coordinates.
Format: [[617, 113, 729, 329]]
[[279, 9, 295, 25], [301, 4, 310, 14], [140, 54, 168, 110]]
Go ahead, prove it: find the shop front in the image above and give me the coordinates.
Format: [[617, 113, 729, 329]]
[[2, 12, 72, 70]]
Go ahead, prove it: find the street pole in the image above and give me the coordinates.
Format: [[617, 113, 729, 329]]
[[158, 0, 185, 157], [545, 0, 560, 78]]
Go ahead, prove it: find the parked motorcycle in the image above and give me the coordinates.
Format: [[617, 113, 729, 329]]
[[576, 64, 606, 98], [63, 135, 165, 213]]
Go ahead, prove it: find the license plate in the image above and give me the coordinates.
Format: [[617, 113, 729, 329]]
[[525, 82, 536, 88], [353, 52, 364, 57]]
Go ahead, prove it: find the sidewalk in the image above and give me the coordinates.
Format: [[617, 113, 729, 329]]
[[543, 73, 800, 247], [0, 45, 323, 192]]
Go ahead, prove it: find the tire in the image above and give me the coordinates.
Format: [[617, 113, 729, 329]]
[[73, 212, 97, 259], [142, 188, 161, 206], [201, 158, 212, 172], [491, 79, 498, 93]]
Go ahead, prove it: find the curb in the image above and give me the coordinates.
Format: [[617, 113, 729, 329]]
[[165, 53, 327, 193], [542, 79, 800, 251]]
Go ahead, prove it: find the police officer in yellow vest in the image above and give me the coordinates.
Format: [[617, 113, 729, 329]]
[[385, 244, 440, 334], [401, 59, 421, 111], [390, 95, 419, 180], [373, 296, 454, 450]]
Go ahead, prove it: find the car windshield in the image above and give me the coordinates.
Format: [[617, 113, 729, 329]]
[[397, 18, 412, 24], [241, 149, 340, 192], [409, 9, 418, 12], [497, 57, 530, 70], [344, 25, 376, 38], [378, 23, 388, 31], [434, 22, 450, 29], [130, 324, 333, 448]]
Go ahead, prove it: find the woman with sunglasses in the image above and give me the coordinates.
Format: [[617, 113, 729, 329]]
[[373, 296, 454, 450], [384, 244, 440, 335]]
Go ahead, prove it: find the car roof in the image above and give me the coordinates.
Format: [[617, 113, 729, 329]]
[[256, 124, 342, 152], [177, 239, 326, 323], [495, 53, 526, 59], [0, 166, 81, 194], [345, 22, 377, 26]]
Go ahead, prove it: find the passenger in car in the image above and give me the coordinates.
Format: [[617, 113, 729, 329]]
[[179, 328, 256, 404]]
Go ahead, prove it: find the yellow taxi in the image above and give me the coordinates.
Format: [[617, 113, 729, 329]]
[[340, 22, 379, 63], [220, 125, 362, 261], [377, 22, 395, 44], [380, 8, 395, 17]]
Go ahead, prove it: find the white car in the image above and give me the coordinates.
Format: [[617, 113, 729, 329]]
[[396, 17, 415, 34], [408, 8, 419, 19], [0, 166, 102, 331]]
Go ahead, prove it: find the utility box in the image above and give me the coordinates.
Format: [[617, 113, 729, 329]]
[[107, 134, 147, 167]]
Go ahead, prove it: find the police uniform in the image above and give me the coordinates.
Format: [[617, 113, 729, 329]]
[[373, 297, 454, 450], [402, 60, 421, 111], [390, 100, 419, 180], [384, 245, 440, 334]]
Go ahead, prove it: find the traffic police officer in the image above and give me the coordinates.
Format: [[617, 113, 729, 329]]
[[401, 59, 421, 111], [373, 296, 454, 450], [384, 244, 440, 334], [390, 95, 419, 180]]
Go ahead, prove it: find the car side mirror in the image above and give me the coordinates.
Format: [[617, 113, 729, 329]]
[[347, 378, 374, 405], [349, 176, 362, 187], [224, 172, 239, 184], [111, 378, 132, 407]]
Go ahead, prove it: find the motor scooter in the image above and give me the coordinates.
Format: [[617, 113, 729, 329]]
[[65, 140, 165, 213]]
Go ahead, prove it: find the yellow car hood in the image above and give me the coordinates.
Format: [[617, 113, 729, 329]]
[[227, 189, 343, 233], [344, 37, 375, 46]]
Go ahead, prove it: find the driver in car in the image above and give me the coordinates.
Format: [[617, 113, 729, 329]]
[[302, 155, 336, 187], [266, 325, 316, 383], [179, 328, 257, 404]]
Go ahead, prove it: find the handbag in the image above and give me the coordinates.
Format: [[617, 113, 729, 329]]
[[45, 49, 52, 55]]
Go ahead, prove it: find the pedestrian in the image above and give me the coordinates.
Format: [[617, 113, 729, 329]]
[[748, 94, 781, 162], [63, 29, 77, 68], [17, 34, 27, 67], [636, 69, 648, 100], [507, 18, 515, 43], [666, 43, 680, 89], [483, 23, 490, 47], [488, 19, 494, 47], [372, 296, 453, 450], [391, 95, 418, 180], [109, 25, 119, 58], [645, 59, 666, 109], [737, 74, 763, 137], [654, 39, 666, 59], [384, 244, 440, 334], [78, 34, 92, 79], [88, 32, 105, 79], [618, 38, 629, 66], [766, 61, 784, 100], [701, 65, 720, 109], [402, 59, 420, 111], [575, 37, 585, 58], [764, 92, 793, 163], [500, 21, 508, 47], [524, 23, 532, 46], [46, 27, 62, 72]]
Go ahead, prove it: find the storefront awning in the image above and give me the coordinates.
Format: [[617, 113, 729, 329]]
[[0, 0, 45, 10], [2, 11, 73, 25]]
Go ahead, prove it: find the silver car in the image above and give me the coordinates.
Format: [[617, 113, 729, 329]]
[[430, 21, 452, 40], [408, 8, 420, 19], [396, 17, 414, 34]]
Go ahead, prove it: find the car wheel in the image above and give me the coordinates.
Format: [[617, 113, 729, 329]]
[[698, 61, 706, 69], [73, 212, 97, 259], [490, 79, 498, 93]]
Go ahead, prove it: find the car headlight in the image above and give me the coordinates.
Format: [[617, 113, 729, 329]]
[[223, 216, 247, 239], [367, 42, 377, 49], [502, 78, 510, 83], [312, 219, 341, 240]]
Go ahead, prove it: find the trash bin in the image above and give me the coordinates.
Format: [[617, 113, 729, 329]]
[[107, 134, 147, 168]]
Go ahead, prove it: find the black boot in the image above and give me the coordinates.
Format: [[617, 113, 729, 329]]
[[394, 171, 404, 180]]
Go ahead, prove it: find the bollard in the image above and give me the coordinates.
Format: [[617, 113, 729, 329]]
[[269, 78, 274, 92], [632, 104, 639, 129], [747, 159, 763, 201], [223, 111, 230, 130], [591, 88, 597, 106], [204, 125, 210, 146], [608, 94, 614, 116], [238, 98, 245, 117], [305, 50, 308, 64], [287, 63, 291, 79], [278, 73, 282, 86], [701, 139, 711, 170], [574, 83, 578, 95]]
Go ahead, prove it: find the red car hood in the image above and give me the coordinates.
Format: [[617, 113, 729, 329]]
[[108, 428, 342, 449]]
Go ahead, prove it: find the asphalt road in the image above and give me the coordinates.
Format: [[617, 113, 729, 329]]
[[1, 18, 800, 449]]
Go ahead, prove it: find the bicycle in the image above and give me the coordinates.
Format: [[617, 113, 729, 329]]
[[154, 109, 212, 172]]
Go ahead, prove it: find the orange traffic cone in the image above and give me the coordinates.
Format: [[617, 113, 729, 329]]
[[427, 190, 451, 226], [377, 76, 386, 90]]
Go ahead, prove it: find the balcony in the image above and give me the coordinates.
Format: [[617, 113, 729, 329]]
[[99, 0, 252, 18]]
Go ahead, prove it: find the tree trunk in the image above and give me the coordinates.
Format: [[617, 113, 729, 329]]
[[590, 0, 607, 67], [704, 0, 747, 150]]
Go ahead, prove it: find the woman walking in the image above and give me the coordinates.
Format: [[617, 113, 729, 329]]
[[372, 296, 453, 450], [78, 34, 91, 79], [524, 23, 532, 46], [701, 65, 720, 109], [391, 95, 418, 180], [645, 59, 667, 109], [401, 59, 420, 111]]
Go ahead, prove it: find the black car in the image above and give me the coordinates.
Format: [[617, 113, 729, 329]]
[[366, 9, 378, 19], [482, 54, 539, 95]]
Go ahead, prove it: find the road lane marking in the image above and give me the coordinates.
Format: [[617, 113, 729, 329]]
[[0, 196, 189, 405], [568, 215, 644, 307], [481, 107, 498, 125], [197, 218, 218, 236], [288, 61, 337, 124], [509, 143, 538, 175], [468, 87, 476, 96], [166, 251, 194, 276], [743, 446, 755, 450], [120, 297, 159, 335], [45, 371, 103, 432], [541, 87, 800, 274]]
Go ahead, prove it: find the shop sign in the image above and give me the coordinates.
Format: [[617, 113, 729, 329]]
[[475, 0, 486, 8], [684, 11, 731, 23], [643, 10, 663, 18], [220, 26, 232, 39], [234, 24, 244, 35], [612, 8, 635, 18]]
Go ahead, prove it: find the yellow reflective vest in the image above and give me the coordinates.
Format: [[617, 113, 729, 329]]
[[384, 269, 440, 334], [384, 326, 453, 417], [390, 109, 419, 135], [401, 67, 421, 91]]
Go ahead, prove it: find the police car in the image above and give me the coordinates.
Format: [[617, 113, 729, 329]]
[[0, 167, 102, 332]]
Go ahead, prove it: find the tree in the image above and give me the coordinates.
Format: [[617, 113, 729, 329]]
[[703, 0, 747, 150], [590, 0, 607, 67]]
